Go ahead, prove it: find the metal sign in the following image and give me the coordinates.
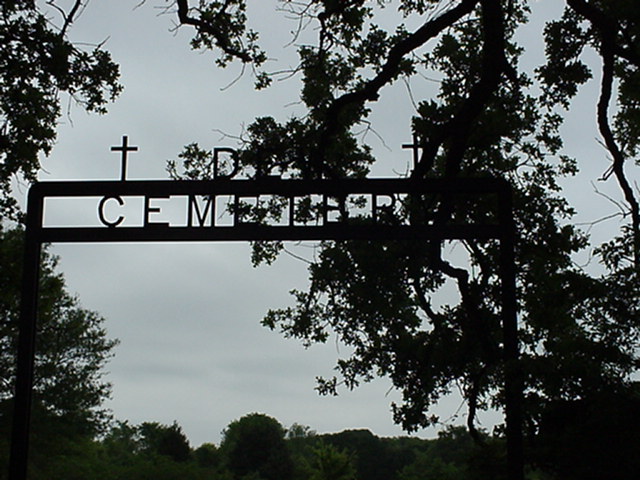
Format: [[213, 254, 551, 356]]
[[30, 176, 509, 242], [9, 139, 521, 480]]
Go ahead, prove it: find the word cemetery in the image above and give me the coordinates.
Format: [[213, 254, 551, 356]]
[[97, 189, 401, 229]]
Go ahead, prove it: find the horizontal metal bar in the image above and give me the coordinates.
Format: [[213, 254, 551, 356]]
[[28, 177, 510, 199], [37, 224, 505, 243]]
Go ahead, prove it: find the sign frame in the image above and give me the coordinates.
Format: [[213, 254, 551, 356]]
[[9, 176, 521, 480]]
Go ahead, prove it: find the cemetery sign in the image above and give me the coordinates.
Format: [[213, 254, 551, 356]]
[[9, 138, 521, 480]]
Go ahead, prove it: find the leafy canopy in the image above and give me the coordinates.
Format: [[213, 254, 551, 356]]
[[0, 0, 121, 220], [220, 413, 293, 480], [0, 226, 118, 435], [168, 0, 640, 440]]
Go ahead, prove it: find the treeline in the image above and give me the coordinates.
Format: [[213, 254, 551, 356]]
[[0, 410, 497, 480], [3, 396, 639, 480]]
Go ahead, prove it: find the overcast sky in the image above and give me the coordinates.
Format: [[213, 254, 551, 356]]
[[28, 0, 622, 447]]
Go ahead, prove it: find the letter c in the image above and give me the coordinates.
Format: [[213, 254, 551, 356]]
[[98, 196, 125, 228]]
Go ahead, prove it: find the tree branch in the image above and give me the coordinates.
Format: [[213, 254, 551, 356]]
[[412, 0, 510, 179], [312, 0, 480, 177], [567, 0, 640, 68], [467, 366, 488, 446], [60, 0, 83, 37], [410, 272, 445, 331], [175, 0, 253, 63], [595, 28, 640, 264], [426, 241, 499, 442]]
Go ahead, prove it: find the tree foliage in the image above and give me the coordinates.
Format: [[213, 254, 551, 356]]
[[5, 410, 638, 479], [0, 1, 121, 472], [101, 420, 192, 464], [0, 415, 501, 480], [3, 0, 638, 475], [306, 442, 357, 480], [0, 0, 121, 219], [0, 227, 118, 434], [138, 421, 192, 462], [0, 226, 118, 478], [220, 413, 293, 480], [169, 0, 640, 444]]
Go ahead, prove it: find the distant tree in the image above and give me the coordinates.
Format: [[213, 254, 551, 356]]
[[285, 426, 428, 480], [322, 430, 395, 480], [139, 421, 192, 463], [383, 436, 433, 479], [399, 455, 465, 480], [100, 420, 141, 466], [424, 427, 477, 468], [0, 227, 118, 435], [194, 442, 220, 468], [101, 420, 192, 464], [397, 427, 506, 480], [307, 442, 357, 480], [98, 420, 231, 480], [0, 0, 121, 220], [220, 413, 293, 480], [286, 422, 317, 479], [287, 423, 316, 440]]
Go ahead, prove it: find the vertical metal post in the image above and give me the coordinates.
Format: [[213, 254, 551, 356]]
[[499, 187, 524, 480], [8, 191, 44, 480]]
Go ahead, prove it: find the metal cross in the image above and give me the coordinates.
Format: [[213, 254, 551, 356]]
[[402, 133, 426, 169], [111, 135, 138, 181]]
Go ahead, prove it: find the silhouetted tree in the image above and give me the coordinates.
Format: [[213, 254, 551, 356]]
[[169, 3, 640, 463], [194, 442, 220, 468], [139, 421, 192, 463], [322, 430, 395, 480], [220, 413, 293, 480], [0, 0, 121, 422], [0, 1, 120, 220], [0, 227, 118, 436], [307, 442, 356, 480], [0, 2, 121, 472]]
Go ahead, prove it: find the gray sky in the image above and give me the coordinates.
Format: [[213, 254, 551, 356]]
[[30, 0, 623, 447], [36, 0, 440, 446]]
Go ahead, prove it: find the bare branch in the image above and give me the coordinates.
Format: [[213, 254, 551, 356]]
[[60, 0, 83, 37], [46, 0, 84, 37]]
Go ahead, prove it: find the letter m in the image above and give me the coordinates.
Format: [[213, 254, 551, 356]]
[[188, 195, 214, 227]]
